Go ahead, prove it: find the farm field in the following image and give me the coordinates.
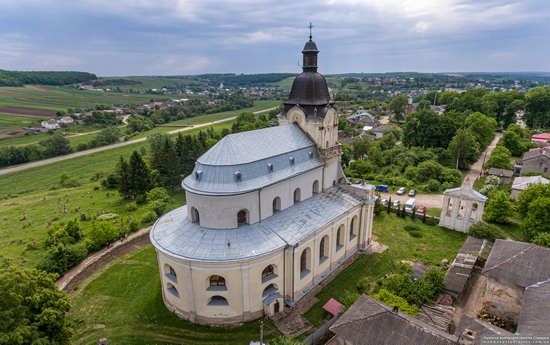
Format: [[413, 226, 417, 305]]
[[0, 85, 166, 114], [302, 213, 466, 326], [69, 245, 279, 345], [93, 76, 199, 91], [0, 113, 41, 129]]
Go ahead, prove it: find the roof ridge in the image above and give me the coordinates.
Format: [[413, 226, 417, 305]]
[[484, 241, 536, 272]]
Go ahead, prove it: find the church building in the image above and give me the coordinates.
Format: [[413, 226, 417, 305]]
[[150, 33, 376, 324]]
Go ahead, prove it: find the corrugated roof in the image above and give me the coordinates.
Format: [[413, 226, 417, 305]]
[[517, 279, 550, 335], [150, 187, 363, 263], [330, 295, 459, 345], [183, 124, 324, 195], [482, 239, 550, 288]]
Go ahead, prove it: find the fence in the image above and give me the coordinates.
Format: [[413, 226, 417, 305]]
[[303, 315, 340, 345]]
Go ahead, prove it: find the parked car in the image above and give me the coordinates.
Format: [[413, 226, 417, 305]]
[[380, 198, 389, 206], [376, 184, 389, 192], [416, 205, 427, 215], [392, 200, 401, 207], [404, 198, 416, 212], [408, 189, 416, 197], [396, 187, 407, 195]]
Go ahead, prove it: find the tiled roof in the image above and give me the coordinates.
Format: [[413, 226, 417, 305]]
[[150, 187, 363, 262], [183, 124, 324, 195], [330, 295, 459, 345], [482, 240, 550, 288], [487, 168, 514, 178]]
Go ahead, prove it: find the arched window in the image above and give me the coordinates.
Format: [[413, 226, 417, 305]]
[[326, 140, 330, 148], [272, 197, 281, 213], [209, 275, 226, 289], [262, 265, 276, 282], [319, 235, 329, 263], [294, 188, 301, 203], [167, 283, 179, 297], [164, 263, 177, 283], [332, 180, 336, 186], [237, 209, 248, 225], [312, 180, 320, 194], [262, 283, 279, 298], [190, 207, 200, 223], [300, 248, 311, 278], [208, 295, 229, 306], [336, 225, 344, 251], [350, 216, 358, 240]]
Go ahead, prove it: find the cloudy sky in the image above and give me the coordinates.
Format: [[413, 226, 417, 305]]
[[0, 0, 549, 76]]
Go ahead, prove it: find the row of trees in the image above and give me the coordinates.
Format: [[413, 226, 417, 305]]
[[0, 134, 72, 167], [0, 69, 96, 86]]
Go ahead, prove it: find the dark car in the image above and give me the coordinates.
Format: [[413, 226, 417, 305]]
[[408, 189, 416, 197]]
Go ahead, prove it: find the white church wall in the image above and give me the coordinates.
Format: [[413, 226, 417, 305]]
[[185, 190, 259, 229]]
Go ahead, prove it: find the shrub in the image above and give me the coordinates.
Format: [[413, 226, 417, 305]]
[[378, 268, 444, 307], [403, 224, 420, 232], [423, 179, 441, 192], [408, 230, 423, 238], [532, 233, 550, 248], [484, 191, 513, 223], [126, 201, 138, 212], [140, 210, 158, 225], [85, 221, 120, 252], [37, 242, 88, 275], [341, 289, 361, 310], [355, 277, 372, 294], [468, 222, 503, 241], [371, 289, 420, 316]]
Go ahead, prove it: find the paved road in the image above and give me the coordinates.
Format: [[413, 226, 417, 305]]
[[0, 107, 278, 176]]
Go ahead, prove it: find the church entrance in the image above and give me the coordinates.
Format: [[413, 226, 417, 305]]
[[274, 300, 280, 314]]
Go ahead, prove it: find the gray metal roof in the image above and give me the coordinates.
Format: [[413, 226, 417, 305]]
[[330, 295, 459, 345], [517, 279, 550, 335], [482, 239, 550, 288], [512, 176, 550, 190], [150, 187, 363, 263], [454, 314, 512, 344], [182, 124, 324, 195]]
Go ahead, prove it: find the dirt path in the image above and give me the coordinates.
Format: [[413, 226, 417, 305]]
[[0, 107, 278, 176], [56, 227, 151, 291], [377, 191, 443, 209], [451, 271, 487, 330], [463, 133, 502, 186]]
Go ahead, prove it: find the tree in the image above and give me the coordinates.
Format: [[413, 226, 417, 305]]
[[484, 145, 513, 170], [149, 134, 180, 189], [116, 156, 130, 197], [0, 257, 72, 344], [501, 130, 525, 157], [484, 190, 513, 224], [127, 151, 152, 199], [517, 183, 550, 218], [389, 95, 407, 121], [525, 87, 550, 128], [39, 134, 72, 158], [403, 109, 457, 148], [447, 128, 480, 169], [533, 232, 550, 248], [523, 197, 550, 239], [146, 187, 170, 216], [468, 221, 503, 241], [91, 126, 121, 147], [372, 289, 420, 316], [463, 112, 496, 149]]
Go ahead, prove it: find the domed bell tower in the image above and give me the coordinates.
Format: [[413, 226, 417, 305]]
[[281, 24, 342, 189]]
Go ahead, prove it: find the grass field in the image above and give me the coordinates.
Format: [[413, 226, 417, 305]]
[[69, 245, 279, 345], [0, 85, 166, 113], [302, 213, 466, 326], [0, 98, 278, 267], [0, 113, 41, 129]]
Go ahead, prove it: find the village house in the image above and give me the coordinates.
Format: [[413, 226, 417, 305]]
[[368, 124, 391, 139], [56, 116, 74, 125], [481, 240, 550, 327], [486, 167, 514, 184], [511, 175, 550, 198], [345, 110, 378, 127], [517, 147, 550, 176], [40, 119, 60, 130], [531, 133, 550, 147]]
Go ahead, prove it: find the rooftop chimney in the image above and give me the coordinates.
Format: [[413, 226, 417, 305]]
[[458, 329, 477, 345]]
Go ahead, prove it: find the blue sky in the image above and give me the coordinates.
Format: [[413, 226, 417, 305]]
[[0, 0, 549, 76]]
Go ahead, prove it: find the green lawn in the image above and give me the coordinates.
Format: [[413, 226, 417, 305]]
[[0, 113, 41, 129], [69, 245, 279, 345], [0, 85, 167, 112], [303, 213, 466, 326]]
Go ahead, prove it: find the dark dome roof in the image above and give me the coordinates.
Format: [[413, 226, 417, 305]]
[[303, 40, 319, 52], [285, 72, 331, 106]]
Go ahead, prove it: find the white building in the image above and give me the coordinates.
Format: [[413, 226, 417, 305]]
[[41, 119, 60, 130], [150, 35, 376, 324]]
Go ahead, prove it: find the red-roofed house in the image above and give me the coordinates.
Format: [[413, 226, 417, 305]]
[[531, 133, 550, 147], [323, 298, 344, 316]]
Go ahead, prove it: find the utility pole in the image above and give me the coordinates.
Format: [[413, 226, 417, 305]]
[[260, 320, 264, 345]]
